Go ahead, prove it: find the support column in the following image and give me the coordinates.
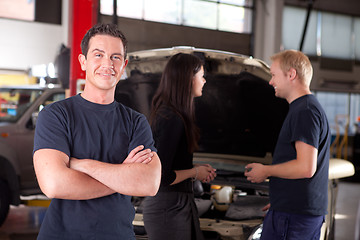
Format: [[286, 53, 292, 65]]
[[253, 0, 284, 65], [68, 0, 98, 96]]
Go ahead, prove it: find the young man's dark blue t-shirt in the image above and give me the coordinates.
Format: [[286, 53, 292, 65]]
[[33, 94, 156, 239], [270, 94, 331, 216]]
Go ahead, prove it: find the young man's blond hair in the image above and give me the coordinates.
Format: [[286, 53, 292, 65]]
[[270, 50, 313, 86]]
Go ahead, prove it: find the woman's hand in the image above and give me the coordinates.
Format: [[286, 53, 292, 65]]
[[195, 164, 217, 183]]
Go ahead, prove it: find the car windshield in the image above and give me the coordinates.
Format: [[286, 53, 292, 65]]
[[0, 88, 42, 123]]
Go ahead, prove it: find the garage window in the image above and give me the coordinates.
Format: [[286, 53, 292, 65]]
[[282, 6, 318, 56], [282, 6, 359, 61], [321, 12, 353, 59], [355, 19, 360, 60], [315, 91, 360, 136], [100, 0, 253, 33]]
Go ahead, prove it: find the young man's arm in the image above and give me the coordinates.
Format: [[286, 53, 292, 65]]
[[70, 152, 161, 196], [33, 145, 157, 199], [244, 141, 318, 183], [33, 149, 115, 200]]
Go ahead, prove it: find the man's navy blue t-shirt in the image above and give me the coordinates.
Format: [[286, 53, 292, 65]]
[[270, 94, 331, 216], [33, 94, 156, 239]]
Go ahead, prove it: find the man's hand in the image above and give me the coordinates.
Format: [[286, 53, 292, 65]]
[[262, 203, 270, 212], [69, 150, 161, 197], [70, 145, 154, 172], [244, 163, 269, 183], [124, 145, 153, 164]]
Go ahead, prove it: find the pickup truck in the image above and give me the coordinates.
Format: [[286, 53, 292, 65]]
[[0, 84, 65, 225]]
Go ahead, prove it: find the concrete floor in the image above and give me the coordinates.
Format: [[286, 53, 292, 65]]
[[0, 205, 45, 240], [0, 181, 359, 240], [334, 181, 360, 240]]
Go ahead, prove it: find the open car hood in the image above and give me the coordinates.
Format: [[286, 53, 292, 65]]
[[125, 46, 271, 81]]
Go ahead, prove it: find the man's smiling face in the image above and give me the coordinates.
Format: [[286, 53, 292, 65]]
[[79, 34, 127, 91]]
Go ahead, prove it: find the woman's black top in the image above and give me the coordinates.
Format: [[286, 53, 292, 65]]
[[152, 106, 193, 192]]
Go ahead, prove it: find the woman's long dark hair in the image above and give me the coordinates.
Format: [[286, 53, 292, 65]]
[[150, 53, 203, 153]]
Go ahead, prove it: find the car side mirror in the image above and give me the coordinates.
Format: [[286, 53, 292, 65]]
[[31, 112, 39, 128]]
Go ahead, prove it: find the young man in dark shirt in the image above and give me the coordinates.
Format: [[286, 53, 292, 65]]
[[33, 23, 161, 239], [245, 50, 330, 240]]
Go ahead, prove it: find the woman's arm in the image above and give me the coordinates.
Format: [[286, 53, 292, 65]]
[[172, 164, 216, 185]]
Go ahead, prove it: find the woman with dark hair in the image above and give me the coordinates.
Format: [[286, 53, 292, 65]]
[[143, 53, 217, 240]]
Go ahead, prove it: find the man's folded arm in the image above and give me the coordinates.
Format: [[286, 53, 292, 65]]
[[33, 148, 115, 200], [70, 152, 162, 197]]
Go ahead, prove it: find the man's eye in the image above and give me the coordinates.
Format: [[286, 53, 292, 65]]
[[112, 56, 121, 60], [95, 54, 102, 57]]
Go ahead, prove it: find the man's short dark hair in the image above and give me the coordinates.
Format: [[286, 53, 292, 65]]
[[80, 23, 128, 59]]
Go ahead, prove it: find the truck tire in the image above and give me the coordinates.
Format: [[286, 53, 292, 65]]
[[0, 180, 10, 226]]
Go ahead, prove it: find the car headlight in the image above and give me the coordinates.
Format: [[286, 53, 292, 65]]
[[247, 224, 263, 240]]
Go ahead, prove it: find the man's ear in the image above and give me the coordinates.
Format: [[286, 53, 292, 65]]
[[78, 54, 86, 71], [123, 59, 128, 68], [119, 59, 129, 77], [289, 68, 297, 80]]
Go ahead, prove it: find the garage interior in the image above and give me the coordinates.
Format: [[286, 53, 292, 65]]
[[0, 0, 360, 239]]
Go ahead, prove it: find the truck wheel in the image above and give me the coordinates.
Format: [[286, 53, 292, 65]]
[[0, 180, 10, 226]]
